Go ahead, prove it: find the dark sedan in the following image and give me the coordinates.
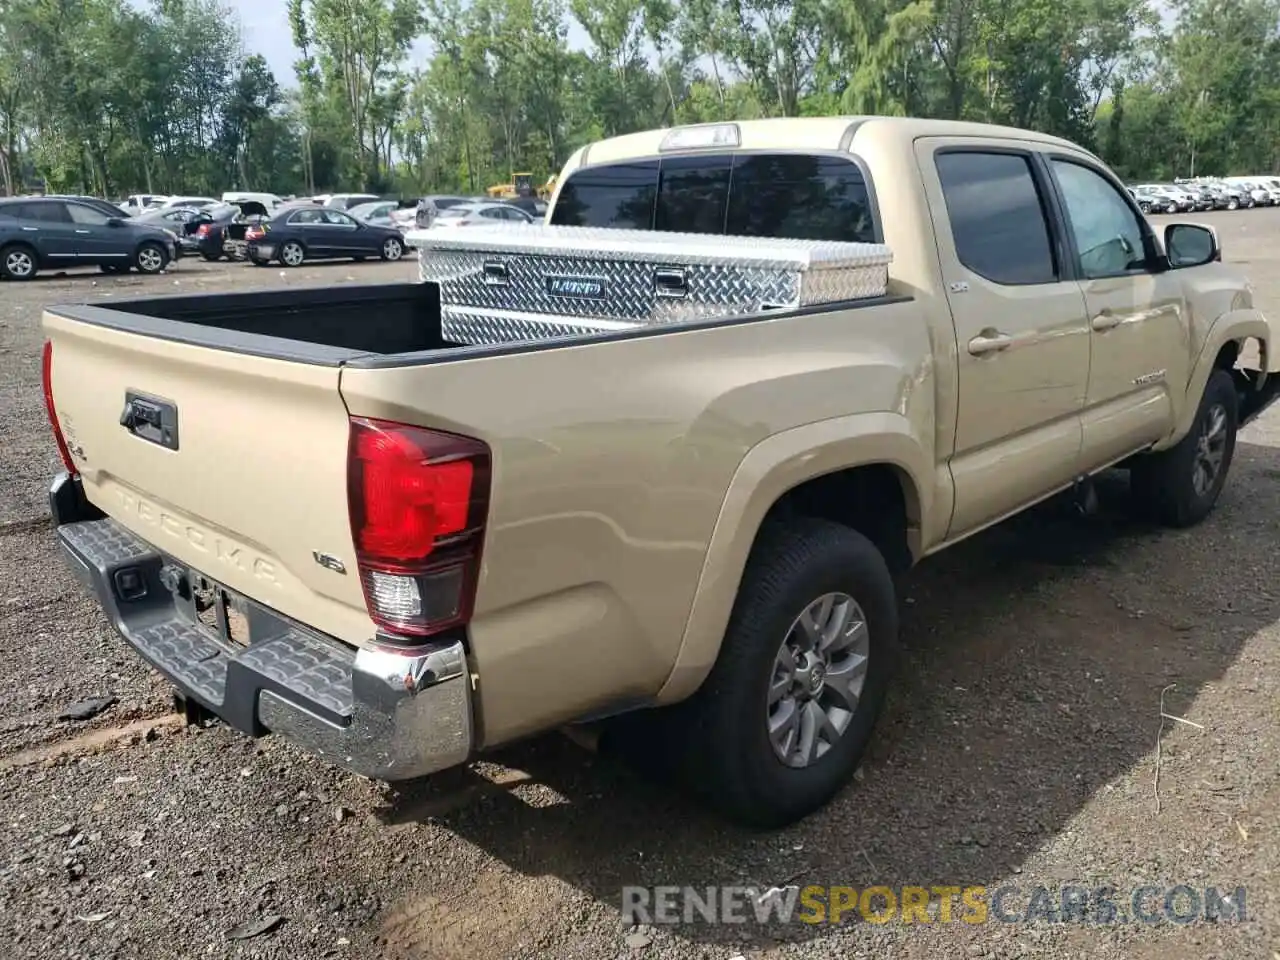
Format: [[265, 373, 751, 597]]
[[246, 206, 407, 267], [0, 197, 177, 280]]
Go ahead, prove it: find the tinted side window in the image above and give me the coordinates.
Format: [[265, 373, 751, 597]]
[[655, 154, 731, 234], [936, 152, 1057, 285], [550, 160, 658, 229], [727, 154, 876, 243]]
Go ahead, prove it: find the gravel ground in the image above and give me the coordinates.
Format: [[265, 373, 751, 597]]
[[1, 223, 1279, 960]]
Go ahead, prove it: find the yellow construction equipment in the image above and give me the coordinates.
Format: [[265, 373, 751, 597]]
[[486, 172, 557, 201]]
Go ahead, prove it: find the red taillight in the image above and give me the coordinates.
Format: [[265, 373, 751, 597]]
[[347, 417, 491, 639], [42, 340, 77, 477], [195, 224, 210, 237]]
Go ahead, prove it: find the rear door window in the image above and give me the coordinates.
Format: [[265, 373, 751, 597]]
[[935, 151, 1058, 285], [11, 201, 71, 223]]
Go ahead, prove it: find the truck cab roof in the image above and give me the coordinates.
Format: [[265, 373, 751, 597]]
[[569, 116, 1090, 169]]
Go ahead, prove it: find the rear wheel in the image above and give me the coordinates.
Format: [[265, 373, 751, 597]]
[[201, 252, 222, 263], [1228, 198, 1239, 210], [1130, 369, 1238, 527], [135, 242, 167, 275], [671, 519, 897, 828], [381, 237, 404, 261], [1, 244, 37, 281], [280, 240, 305, 267]]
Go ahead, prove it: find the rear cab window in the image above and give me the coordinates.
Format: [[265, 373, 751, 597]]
[[934, 151, 1059, 285], [551, 151, 877, 243]]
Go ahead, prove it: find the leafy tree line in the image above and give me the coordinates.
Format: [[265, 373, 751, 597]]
[[2, 0, 1279, 198]]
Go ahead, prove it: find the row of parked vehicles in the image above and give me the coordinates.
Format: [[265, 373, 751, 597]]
[[0, 189, 544, 280], [1128, 176, 1280, 213]]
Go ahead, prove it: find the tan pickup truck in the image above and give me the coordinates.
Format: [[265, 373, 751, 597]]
[[42, 116, 1280, 828]]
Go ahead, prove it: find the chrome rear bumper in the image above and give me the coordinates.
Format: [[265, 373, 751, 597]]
[[51, 473, 473, 781]]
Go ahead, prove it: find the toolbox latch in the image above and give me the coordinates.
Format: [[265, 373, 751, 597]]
[[653, 267, 688, 299], [483, 260, 510, 285]]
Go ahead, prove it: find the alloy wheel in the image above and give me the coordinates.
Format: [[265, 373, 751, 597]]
[[767, 592, 871, 769]]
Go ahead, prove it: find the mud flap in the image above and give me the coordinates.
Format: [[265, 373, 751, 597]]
[[1234, 367, 1280, 428]]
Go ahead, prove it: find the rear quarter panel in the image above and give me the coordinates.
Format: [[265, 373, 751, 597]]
[[340, 299, 934, 746]]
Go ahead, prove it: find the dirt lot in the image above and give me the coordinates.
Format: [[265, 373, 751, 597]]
[[1, 225, 1279, 960]]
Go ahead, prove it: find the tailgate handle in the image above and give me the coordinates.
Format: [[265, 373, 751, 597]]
[[482, 260, 510, 285], [654, 267, 688, 299], [120, 391, 180, 451]]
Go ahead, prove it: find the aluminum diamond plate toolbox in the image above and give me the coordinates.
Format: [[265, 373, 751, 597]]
[[407, 224, 893, 346]]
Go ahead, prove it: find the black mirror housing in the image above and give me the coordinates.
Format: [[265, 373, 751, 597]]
[[1165, 223, 1219, 268]]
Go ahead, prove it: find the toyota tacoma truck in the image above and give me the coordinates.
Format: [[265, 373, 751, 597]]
[[42, 116, 1280, 828]]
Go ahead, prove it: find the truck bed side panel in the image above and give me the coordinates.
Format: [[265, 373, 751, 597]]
[[338, 297, 932, 746]]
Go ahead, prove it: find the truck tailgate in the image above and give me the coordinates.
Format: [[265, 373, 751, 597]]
[[43, 310, 375, 647]]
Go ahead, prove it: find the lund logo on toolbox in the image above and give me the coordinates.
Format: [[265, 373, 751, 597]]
[[546, 275, 607, 300]]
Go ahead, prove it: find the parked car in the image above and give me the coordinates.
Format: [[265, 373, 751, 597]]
[[322, 193, 381, 211], [119, 194, 168, 215], [415, 195, 474, 229], [429, 201, 537, 227], [1224, 178, 1268, 206], [131, 205, 212, 255], [221, 191, 284, 212], [190, 201, 272, 261], [1136, 184, 1197, 211], [245, 205, 407, 266], [1128, 187, 1175, 214], [156, 195, 219, 211], [1203, 182, 1242, 210], [346, 200, 400, 227], [41, 116, 1280, 829], [0, 196, 176, 280]]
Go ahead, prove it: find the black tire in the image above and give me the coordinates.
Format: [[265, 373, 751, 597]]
[[1130, 369, 1238, 528], [1228, 199, 1239, 210], [674, 518, 897, 828], [1, 243, 38, 281], [380, 236, 404, 261], [134, 242, 167, 275], [201, 252, 222, 263], [1139, 202, 1151, 214]]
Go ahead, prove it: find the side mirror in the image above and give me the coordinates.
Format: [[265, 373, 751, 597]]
[[106, 217, 124, 228], [1165, 223, 1219, 268]]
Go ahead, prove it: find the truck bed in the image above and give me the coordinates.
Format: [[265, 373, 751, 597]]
[[50, 282, 457, 365]]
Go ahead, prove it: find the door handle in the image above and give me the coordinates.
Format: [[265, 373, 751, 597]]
[[21, 226, 37, 232], [1091, 310, 1121, 331], [968, 331, 1014, 356], [75, 229, 91, 234]]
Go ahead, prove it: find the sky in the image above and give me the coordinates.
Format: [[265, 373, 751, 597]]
[[223, 0, 591, 87]]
